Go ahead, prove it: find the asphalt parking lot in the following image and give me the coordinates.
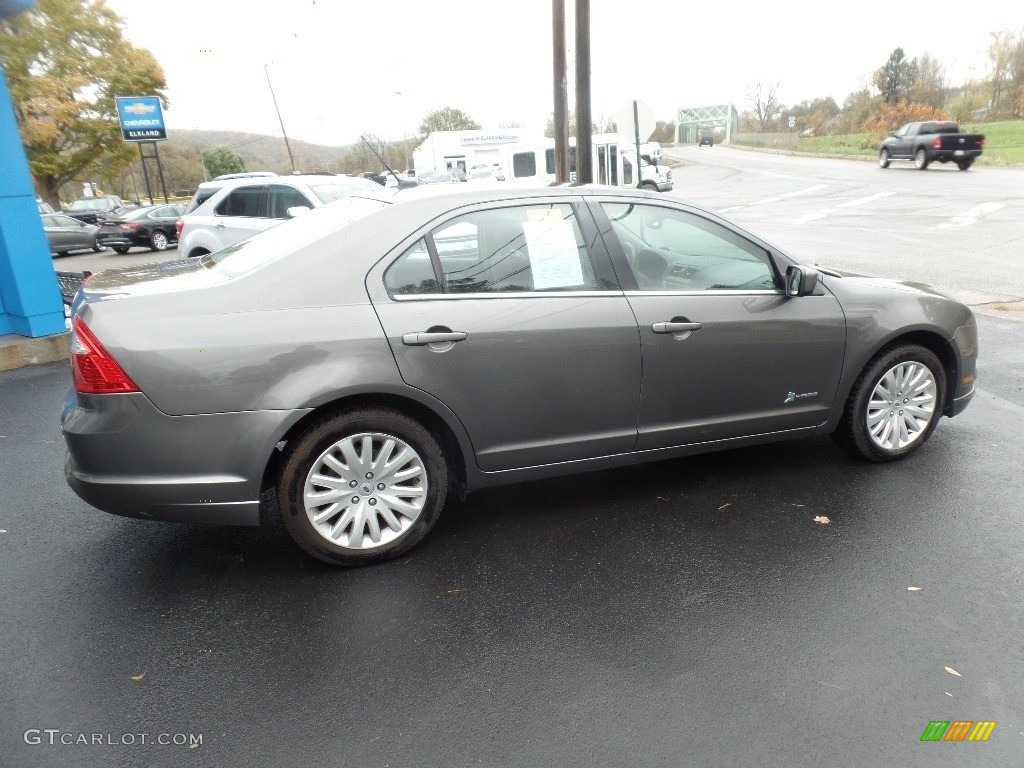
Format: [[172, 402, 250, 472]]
[[1, 313, 1022, 767]]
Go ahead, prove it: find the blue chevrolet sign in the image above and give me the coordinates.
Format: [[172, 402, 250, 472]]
[[115, 95, 167, 142]]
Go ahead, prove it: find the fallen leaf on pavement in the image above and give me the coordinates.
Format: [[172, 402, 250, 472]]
[[945, 692, 953, 697], [792, 504, 805, 507], [189, 743, 200, 749], [907, 587, 922, 591], [657, 496, 668, 501], [813, 516, 830, 524], [945, 667, 961, 677], [0, 529, 7, 534], [130, 673, 146, 682], [717, 503, 731, 510]]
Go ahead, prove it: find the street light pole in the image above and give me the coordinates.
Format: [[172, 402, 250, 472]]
[[264, 62, 297, 174]]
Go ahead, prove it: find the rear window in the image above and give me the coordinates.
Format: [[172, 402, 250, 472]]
[[184, 186, 223, 214], [203, 197, 390, 277]]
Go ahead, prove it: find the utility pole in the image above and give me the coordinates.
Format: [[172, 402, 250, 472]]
[[574, 0, 592, 184], [551, 0, 570, 184], [264, 62, 297, 174]]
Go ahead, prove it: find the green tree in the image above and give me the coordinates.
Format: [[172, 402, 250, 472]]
[[418, 107, 481, 134], [201, 146, 246, 178], [0, 0, 168, 207], [873, 48, 917, 105]]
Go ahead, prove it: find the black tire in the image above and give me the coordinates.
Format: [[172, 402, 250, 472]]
[[642, 182, 659, 192], [150, 230, 169, 251], [878, 149, 891, 168], [113, 246, 130, 254], [277, 407, 449, 566], [957, 159, 974, 171], [187, 248, 210, 259], [92, 237, 103, 253], [914, 148, 930, 170], [831, 344, 947, 462], [56, 251, 68, 257]]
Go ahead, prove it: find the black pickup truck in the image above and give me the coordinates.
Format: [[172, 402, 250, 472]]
[[878, 121, 984, 171]]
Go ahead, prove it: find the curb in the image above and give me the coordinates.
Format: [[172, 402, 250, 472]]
[[0, 333, 70, 372]]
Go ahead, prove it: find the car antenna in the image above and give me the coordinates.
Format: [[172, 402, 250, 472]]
[[360, 135, 401, 181]]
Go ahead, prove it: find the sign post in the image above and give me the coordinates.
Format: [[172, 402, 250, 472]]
[[615, 99, 655, 189], [115, 96, 169, 204]]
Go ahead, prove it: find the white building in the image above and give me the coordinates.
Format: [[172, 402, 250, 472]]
[[413, 130, 529, 175]]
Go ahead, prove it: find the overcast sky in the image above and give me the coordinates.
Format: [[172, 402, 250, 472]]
[[106, 0, 1021, 147]]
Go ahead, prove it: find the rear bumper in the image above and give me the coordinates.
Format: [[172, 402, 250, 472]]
[[950, 385, 975, 416], [61, 389, 310, 526], [931, 150, 982, 162], [96, 234, 134, 247]]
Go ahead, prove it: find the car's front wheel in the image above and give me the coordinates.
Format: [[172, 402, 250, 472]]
[[113, 246, 130, 254], [832, 344, 946, 462], [277, 407, 449, 566], [878, 148, 891, 168], [92, 237, 103, 252]]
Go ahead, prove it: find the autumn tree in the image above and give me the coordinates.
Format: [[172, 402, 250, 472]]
[[418, 107, 481, 134], [908, 52, 948, 110], [201, 146, 245, 179], [873, 48, 917, 104], [0, 0, 168, 207], [747, 81, 782, 132], [860, 101, 948, 138]]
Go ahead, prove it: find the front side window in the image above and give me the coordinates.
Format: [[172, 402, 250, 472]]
[[601, 203, 779, 292], [267, 185, 313, 219], [384, 203, 598, 296], [215, 186, 264, 218]]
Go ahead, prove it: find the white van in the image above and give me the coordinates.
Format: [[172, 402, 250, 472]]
[[499, 133, 672, 192]]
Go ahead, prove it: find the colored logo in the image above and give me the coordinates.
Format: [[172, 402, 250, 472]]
[[784, 390, 818, 404], [920, 721, 996, 742], [123, 102, 156, 115]]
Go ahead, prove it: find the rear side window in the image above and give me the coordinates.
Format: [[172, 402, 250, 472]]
[[384, 203, 597, 296], [216, 186, 265, 218], [184, 186, 222, 214]]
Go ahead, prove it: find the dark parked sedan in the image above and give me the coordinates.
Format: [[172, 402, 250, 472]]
[[62, 187, 977, 566], [42, 213, 103, 256], [97, 204, 186, 253]]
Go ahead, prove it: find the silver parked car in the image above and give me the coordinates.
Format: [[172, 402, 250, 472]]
[[42, 213, 103, 256], [62, 186, 978, 566]]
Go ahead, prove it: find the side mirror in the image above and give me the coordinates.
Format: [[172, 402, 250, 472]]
[[785, 265, 820, 297], [286, 206, 312, 219]]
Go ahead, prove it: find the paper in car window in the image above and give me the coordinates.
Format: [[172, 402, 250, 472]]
[[524, 219, 584, 290]]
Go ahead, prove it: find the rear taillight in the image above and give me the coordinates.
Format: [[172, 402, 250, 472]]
[[980, 138, 985, 147], [175, 218, 185, 238], [932, 137, 942, 149], [120, 221, 140, 230], [70, 317, 140, 394]]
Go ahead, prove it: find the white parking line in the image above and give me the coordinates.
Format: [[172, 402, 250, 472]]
[[718, 185, 826, 213], [930, 202, 1006, 230], [793, 191, 897, 225]]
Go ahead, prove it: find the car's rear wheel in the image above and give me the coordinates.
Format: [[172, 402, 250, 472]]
[[957, 159, 974, 171], [187, 248, 210, 259], [878, 149, 891, 168], [277, 407, 449, 566], [150, 230, 169, 251], [92, 237, 103, 252], [113, 246, 130, 254], [914, 149, 929, 170], [832, 344, 946, 462]]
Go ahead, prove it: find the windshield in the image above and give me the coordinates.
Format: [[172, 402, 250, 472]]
[[184, 187, 222, 214], [307, 178, 381, 203], [470, 170, 492, 178], [68, 199, 108, 211], [428, 173, 453, 183], [203, 196, 389, 277]]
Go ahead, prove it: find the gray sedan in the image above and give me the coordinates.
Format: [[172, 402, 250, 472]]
[[61, 187, 978, 566], [42, 213, 103, 256]]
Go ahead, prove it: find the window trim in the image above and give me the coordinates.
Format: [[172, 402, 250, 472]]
[[373, 198, 623, 302]]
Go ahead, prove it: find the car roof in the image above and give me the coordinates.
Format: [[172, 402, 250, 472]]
[[195, 174, 374, 191]]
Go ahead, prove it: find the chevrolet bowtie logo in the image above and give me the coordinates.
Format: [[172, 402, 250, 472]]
[[123, 102, 156, 115]]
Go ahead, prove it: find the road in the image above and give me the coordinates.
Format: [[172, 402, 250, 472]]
[[664, 145, 1024, 315], [2, 316, 1022, 766]]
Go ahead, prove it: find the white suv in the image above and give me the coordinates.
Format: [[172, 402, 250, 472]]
[[176, 174, 382, 258]]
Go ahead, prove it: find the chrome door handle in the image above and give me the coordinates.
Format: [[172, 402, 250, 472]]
[[402, 331, 468, 346], [215, 223, 226, 229], [652, 321, 702, 333]]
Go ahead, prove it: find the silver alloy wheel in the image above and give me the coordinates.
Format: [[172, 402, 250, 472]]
[[878, 150, 888, 167], [866, 361, 937, 451], [302, 432, 427, 550], [914, 149, 927, 169], [151, 231, 168, 250]]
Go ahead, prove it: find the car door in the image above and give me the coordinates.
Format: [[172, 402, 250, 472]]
[[41, 215, 65, 252], [894, 124, 916, 157], [367, 199, 642, 472], [590, 198, 846, 451]]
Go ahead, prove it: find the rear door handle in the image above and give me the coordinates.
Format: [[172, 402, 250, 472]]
[[402, 331, 468, 346], [652, 321, 702, 333]]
